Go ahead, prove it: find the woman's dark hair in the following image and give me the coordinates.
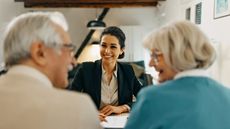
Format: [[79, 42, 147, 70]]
[[100, 26, 126, 59]]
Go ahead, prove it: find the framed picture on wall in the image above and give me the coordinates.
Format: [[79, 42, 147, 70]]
[[185, 7, 191, 21], [195, 2, 202, 24], [214, 0, 230, 19]]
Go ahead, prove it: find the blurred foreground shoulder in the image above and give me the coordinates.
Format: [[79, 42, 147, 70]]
[[54, 89, 103, 129]]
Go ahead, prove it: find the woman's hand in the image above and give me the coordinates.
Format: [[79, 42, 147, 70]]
[[99, 113, 107, 122], [100, 105, 127, 116]]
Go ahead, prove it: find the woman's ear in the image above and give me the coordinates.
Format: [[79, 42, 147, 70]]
[[120, 48, 124, 55]]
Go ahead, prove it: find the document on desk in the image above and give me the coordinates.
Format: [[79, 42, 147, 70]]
[[101, 114, 129, 128]]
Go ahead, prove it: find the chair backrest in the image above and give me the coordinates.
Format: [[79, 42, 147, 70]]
[[122, 60, 153, 86]]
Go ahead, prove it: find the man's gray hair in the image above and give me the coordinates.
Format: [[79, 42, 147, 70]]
[[3, 11, 68, 67]]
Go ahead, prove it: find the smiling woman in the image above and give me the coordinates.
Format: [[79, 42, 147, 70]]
[[148, 49, 177, 83], [124, 20, 230, 129], [69, 26, 143, 122]]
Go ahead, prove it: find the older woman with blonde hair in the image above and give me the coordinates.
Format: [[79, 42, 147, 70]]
[[124, 21, 230, 129]]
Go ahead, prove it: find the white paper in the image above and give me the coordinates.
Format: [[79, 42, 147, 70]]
[[101, 114, 129, 128]]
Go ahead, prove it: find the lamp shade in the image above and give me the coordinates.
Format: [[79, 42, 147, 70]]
[[77, 44, 101, 63], [87, 20, 106, 30]]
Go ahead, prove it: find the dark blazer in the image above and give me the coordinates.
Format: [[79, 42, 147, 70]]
[[70, 60, 143, 109]]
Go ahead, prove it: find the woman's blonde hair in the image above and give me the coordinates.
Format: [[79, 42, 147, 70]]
[[143, 21, 216, 72]]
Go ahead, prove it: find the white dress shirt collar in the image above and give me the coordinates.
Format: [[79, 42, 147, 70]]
[[8, 65, 53, 88], [102, 63, 118, 77], [174, 69, 210, 80]]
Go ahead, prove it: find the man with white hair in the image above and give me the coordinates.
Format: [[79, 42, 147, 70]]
[[0, 12, 102, 129]]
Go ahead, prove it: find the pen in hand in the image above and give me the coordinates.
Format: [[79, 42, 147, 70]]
[[99, 113, 107, 122]]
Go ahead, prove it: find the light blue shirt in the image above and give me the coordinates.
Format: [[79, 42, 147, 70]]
[[124, 69, 230, 129]]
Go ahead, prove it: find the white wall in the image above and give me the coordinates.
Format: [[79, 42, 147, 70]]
[[119, 26, 156, 62], [202, 0, 230, 86], [0, 0, 26, 64], [105, 7, 159, 26], [0, 0, 95, 63], [157, 0, 230, 87]]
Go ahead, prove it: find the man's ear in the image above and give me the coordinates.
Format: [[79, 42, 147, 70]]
[[30, 42, 48, 66]]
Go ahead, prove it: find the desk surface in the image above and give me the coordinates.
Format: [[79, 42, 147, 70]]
[[101, 113, 129, 129]]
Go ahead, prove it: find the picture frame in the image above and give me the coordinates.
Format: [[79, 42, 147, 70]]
[[195, 2, 202, 24], [214, 0, 230, 19], [185, 7, 191, 21]]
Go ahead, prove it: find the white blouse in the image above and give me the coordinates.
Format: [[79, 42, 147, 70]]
[[100, 65, 118, 109]]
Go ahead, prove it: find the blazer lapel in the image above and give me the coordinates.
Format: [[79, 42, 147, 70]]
[[94, 60, 102, 108], [117, 64, 124, 105]]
